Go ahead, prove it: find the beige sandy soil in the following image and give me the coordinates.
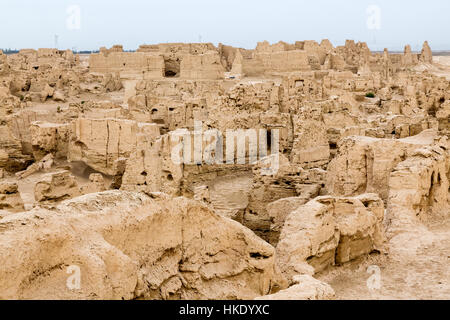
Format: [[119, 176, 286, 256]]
[[316, 215, 449, 300], [14, 88, 121, 210], [425, 56, 450, 80]]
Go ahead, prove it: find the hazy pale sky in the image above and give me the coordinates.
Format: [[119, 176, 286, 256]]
[[0, 0, 449, 51]]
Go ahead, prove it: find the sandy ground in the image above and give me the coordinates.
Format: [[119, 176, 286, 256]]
[[425, 56, 450, 80], [16, 160, 112, 210], [433, 56, 450, 66], [316, 216, 450, 300]]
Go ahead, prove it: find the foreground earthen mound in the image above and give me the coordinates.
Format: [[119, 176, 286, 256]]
[[0, 191, 286, 299]]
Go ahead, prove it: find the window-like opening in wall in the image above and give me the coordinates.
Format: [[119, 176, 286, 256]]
[[164, 58, 180, 78], [295, 80, 304, 87], [428, 104, 437, 117], [165, 70, 177, 77], [267, 130, 272, 153]]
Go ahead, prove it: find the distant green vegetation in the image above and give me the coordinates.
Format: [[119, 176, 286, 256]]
[[365, 92, 375, 98]]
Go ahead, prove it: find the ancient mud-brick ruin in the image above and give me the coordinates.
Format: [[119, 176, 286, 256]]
[[0, 40, 448, 300]]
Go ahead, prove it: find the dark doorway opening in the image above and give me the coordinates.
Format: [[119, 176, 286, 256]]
[[164, 58, 180, 78]]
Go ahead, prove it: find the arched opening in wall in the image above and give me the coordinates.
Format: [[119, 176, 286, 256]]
[[164, 58, 180, 78]]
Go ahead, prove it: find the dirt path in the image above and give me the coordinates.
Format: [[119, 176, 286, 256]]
[[316, 217, 450, 300], [424, 56, 450, 80]]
